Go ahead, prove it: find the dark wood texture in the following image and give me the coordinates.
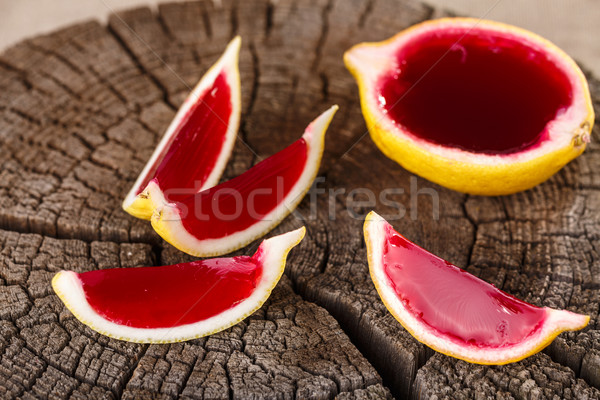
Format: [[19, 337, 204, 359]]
[[0, 0, 599, 398]]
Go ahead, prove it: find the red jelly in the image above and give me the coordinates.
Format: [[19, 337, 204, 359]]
[[382, 226, 545, 347], [176, 138, 308, 240], [138, 72, 232, 202], [80, 256, 261, 329], [378, 29, 573, 153]]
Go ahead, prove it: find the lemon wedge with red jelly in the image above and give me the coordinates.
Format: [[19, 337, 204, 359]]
[[151, 106, 337, 257], [123, 36, 241, 219], [364, 211, 589, 364], [52, 227, 305, 343]]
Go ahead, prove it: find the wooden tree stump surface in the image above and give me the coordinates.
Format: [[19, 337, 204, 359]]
[[0, 0, 599, 398]]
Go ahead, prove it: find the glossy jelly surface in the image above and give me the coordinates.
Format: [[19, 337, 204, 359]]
[[176, 138, 308, 240], [80, 256, 261, 329], [382, 226, 546, 347], [137, 72, 232, 201], [378, 28, 572, 153]]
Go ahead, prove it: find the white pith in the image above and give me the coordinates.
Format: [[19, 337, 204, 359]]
[[52, 227, 305, 344], [122, 36, 242, 213], [151, 106, 338, 257], [364, 211, 589, 364], [346, 18, 592, 165]]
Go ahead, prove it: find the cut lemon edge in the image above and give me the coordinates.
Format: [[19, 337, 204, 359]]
[[52, 227, 305, 343], [345, 18, 594, 196], [150, 105, 338, 258], [123, 36, 242, 219], [364, 211, 589, 364]]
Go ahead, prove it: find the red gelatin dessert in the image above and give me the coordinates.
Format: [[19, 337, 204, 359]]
[[151, 106, 338, 257], [364, 211, 589, 364], [345, 18, 594, 195], [52, 227, 305, 343], [122, 37, 241, 219]]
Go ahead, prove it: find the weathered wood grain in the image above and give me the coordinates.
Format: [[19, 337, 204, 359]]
[[413, 354, 598, 399], [0, 0, 599, 398], [0, 229, 388, 399]]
